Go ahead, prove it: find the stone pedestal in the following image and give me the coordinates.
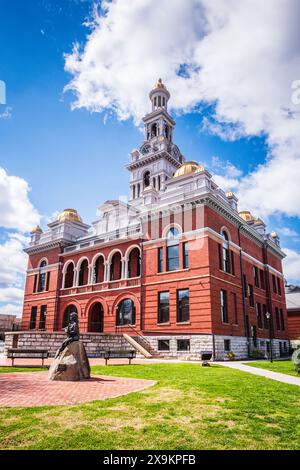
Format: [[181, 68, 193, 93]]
[[48, 341, 90, 381]]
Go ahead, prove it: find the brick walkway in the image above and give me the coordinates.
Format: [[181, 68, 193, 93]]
[[0, 372, 156, 407]]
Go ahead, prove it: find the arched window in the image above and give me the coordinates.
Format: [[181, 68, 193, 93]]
[[88, 303, 104, 332], [133, 185, 136, 199], [143, 170, 150, 188], [166, 227, 179, 239], [116, 299, 136, 326], [128, 248, 141, 278], [64, 262, 74, 288], [137, 183, 140, 197], [93, 256, 105, 284], [151, 123, 158, 137], [78, 259, 89, 286], [38, 260, 47, 292], [63, 305, 78, 328], [158, 175, 161, 190], [110, 252, 122, 281], [221, 230, 230, 273]]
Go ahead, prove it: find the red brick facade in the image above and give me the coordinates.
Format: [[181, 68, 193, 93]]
[[22, 204, 289, 358]]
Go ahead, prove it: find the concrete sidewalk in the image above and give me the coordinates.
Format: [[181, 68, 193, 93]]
[[217, 361, 300, 387]]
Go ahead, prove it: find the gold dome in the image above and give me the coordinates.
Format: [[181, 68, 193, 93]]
[[58, 208, 82, 223], [226, 192, 234, 198], [254, 218, 265, 226], [153, 78, 166, 90], [239, 211, 255, 222], [270, 231, 278, 238], [31, 225, 42, 233], [174, 161, 205, 178]]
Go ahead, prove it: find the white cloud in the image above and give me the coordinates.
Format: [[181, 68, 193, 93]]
[[65, 0, 300, 219], [0, 167, 40, 232], [280, 227, 298, 237], [0, 106, 12, 120], [283, 248, 300, 283], [0, 232, 29, 285], [0, 303, 23, 317], [0, 287, 24, 303]]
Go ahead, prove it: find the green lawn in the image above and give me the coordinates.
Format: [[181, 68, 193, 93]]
[[0, 363, 300, 450], [246, 360, 299, 377]]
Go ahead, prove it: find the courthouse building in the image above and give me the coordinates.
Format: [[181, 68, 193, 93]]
[[20, 80, 289, 359]]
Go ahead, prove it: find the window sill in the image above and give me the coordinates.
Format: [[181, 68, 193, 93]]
[[218, 269, 235, 277], [157, 322, 171, 326], [176, 321, 191, 325], [157, 268, 189, 275]]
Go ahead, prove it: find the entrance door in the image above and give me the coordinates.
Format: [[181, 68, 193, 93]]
[[89, 303, 104, 332]]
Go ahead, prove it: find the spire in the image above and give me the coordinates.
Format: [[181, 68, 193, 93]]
[[149, 78, 170, 112]]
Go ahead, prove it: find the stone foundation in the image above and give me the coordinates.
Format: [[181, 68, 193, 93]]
[[4, 331, 132, 358], [142, 334, 290, 360], [4, 331, 290, 361]]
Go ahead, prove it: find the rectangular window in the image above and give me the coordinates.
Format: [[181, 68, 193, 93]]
[[38, 272, 46, 292], [254, 266, 259, 288], [183, 242, 189, 269], [243, 274, 247, 298], [33, 274, 38, 293], [158, 247, 163, 273], [177, 289, 190, 323], [158, 340, 170, 351], [220, 289, 228, 323], [277, 278, 282, 296], [39, 305, 47, 330], [272, 274, 277, 294], [177, 339, 190, 351], [248, 284, 254, 307], [256, 302, 262, 329], [275, 307, 280, 330], [223, 245, 230, 273], [224, 339, 231, 352], [158, 292, 170, 324], [29, 306, 37, 330], [232, 292, 238, 324], [231, 251, 235, 275], [46, 272, 50, 291], [167, 244, 179, 271], [280, 309, 285, 331], [263, 304, 268, 329], [260, 270, 265, 290], [218, 244, 223, 270]]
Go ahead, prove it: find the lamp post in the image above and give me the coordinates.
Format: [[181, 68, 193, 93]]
[[266, 312, 273, 363]]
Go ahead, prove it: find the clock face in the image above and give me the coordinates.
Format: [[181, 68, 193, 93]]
[[141, 143, 151, 155]]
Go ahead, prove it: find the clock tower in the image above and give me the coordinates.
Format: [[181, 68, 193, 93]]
[[127, 79, 185, 204]]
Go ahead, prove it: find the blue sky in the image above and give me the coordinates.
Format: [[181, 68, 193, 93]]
[[0, 0, 300, 315]]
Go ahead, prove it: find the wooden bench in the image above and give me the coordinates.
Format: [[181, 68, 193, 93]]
[[7, 348, 49, 367], [100, 349, 136, 365]]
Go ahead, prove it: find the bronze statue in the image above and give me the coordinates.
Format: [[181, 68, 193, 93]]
[[55, 311, 80, 358]]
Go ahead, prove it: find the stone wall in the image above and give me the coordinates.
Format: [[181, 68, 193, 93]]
[[4, 331, 132, 358], [142, 334, 289, 360]]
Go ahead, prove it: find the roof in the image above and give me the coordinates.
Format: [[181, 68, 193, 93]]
[[286, 292, 300, 311]]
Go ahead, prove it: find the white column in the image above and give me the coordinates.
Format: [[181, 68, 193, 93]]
[[62, 271, 66, 289], [74, 268, 79, 287], [104, 261, 109, 282], [121, 257, 126, 279]]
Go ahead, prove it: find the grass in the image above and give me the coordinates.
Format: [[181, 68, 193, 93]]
[[246, 360, 299, 377], [0, 363, 300, 450]]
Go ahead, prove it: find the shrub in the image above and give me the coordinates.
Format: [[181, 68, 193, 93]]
[[226, 351, 235, 361], [251, 349, 265, 359]]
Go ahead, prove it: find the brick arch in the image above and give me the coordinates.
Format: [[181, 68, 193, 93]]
[[112, 292, 140, 317], [84, 295, 109, 318], [60, 300, 82, 329]]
